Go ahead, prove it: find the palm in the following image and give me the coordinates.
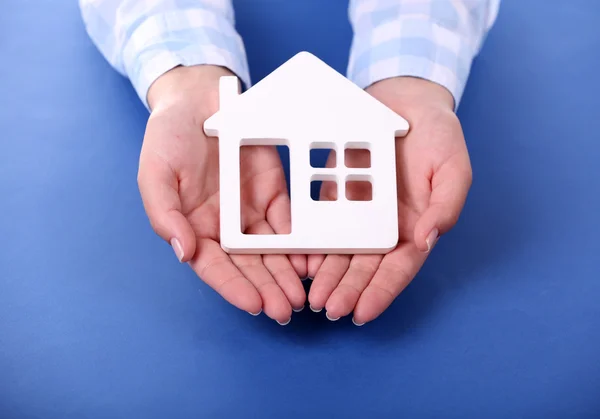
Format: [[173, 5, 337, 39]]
[[178, 141, 291, 240], [140, 110, 306, 325], [307, 88, 471, 325]]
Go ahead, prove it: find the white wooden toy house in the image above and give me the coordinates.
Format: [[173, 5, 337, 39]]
[[204, 52, 409, 254]]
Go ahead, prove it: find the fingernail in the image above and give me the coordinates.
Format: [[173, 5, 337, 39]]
[[248, 309, 262, 316], [170, 238, 184, 262], [352, 317, 365, 326], [425, 228, 439, 253], [301, 277, 313, 282], [309, 305, 322, 313], [277, 318, 291, 326], [326, 312, 340, 321], [293, 305, 304, 313]]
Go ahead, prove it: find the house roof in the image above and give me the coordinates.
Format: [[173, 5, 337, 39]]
[[204, 51, 409, 137]]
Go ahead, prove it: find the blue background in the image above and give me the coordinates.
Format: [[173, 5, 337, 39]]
[[1, 1, 600, 418]]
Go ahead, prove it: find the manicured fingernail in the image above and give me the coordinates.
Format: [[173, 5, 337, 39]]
[[277, 318, 291, 326], [326, 312, 340, 321], [425, 228, 439, 253], [352, 317, 365, 326], [248, 309, 262, 316], [170, 238, 184, 262], [293, 305, 304, 313], [309, 305, 322, 313]]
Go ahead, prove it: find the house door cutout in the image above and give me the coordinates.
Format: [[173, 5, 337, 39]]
[[239, 142, 291, 235]]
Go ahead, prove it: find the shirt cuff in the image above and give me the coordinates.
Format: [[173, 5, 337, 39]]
[[121, 8, 251, 110], [347, 16, 475, 110]]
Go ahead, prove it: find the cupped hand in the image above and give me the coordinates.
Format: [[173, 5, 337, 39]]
[[138, 65, 307, 324], [307, 77, 472, 325]]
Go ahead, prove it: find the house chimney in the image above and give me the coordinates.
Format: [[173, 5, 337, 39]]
[[219, 76, 240, 110]]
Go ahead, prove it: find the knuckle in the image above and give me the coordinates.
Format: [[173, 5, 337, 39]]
[[201, 256, 232, 281], [464, 166, 473, 187], [370, 283, 396, 303], [318, 270, 343, 285], [147, 209, 176, 239], [447, 211, 461, 228], [376, 264, 412, 295], [255, 281, 279, 294], [268, 265, 298, 282], [216, 273, 245, 295], [147, 213, 166, 235], [350, 256, 382, 273], [338, 283, 363, 298]]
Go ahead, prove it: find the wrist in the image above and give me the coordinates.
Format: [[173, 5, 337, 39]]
[[147, 65, 234, 114], [366, 76, 455, 113]]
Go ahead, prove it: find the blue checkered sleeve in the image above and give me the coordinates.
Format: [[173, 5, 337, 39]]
[[347, 0, 500, 109], [79, 0, 250, 110]]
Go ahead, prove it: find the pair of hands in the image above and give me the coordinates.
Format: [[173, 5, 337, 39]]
[[138, 65, 471, 326]]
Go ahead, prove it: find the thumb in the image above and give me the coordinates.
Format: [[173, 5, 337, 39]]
[[138, 153, 196, 263], [414, 159, 472, 253]]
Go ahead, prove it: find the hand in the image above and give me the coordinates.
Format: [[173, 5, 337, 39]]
[[307, 77, 472, 325], [138, 65, 307, 324]]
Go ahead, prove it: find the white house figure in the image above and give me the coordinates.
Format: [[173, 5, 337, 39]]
[[204, 51, 409, 254]]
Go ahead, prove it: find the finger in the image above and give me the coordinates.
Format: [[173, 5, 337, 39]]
[[352, 244, 427, 325], [252, 219, 306, 311], [266, 193, 307, 278], [230, 251, 293, 324], [307, 254, 326, 279], [231, 220, 295, 324], [138, 152, 196, 262], [324, 255, 382, 320], [414, 155, 472, 253], [289, 254, 308, 279], [189, 238, 262, 315], [307, 255, 351, 312]]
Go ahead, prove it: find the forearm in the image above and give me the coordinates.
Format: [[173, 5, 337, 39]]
[[79, 0, 250, 109], [347, 0, 500, 109]]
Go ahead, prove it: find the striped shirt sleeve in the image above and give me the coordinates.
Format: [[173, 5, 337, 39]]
[[79, 0, 250, 109], [347, 0, 500, 109]]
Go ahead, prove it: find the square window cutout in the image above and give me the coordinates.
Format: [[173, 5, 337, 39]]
[[345, 179, 372, 201], [311, 174, 338, 201], [310, 142, 336, 168], [344, 142, 371, 168]]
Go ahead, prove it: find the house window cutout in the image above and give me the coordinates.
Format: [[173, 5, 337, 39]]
[[344, 142, 371, 168], [311, 174, 338, 201], [345, 181, 373, 201], [240, 143, 291, 235], [310, 142, 336, 168], [345, 174, 373, 201]]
